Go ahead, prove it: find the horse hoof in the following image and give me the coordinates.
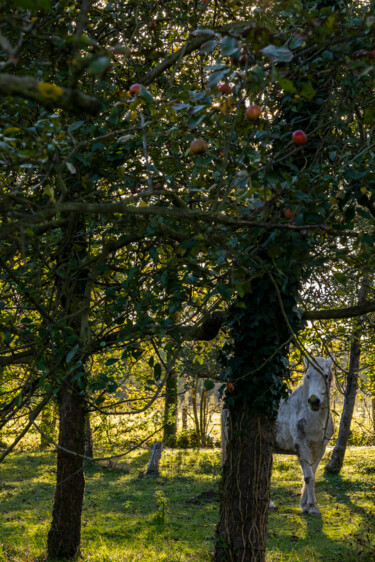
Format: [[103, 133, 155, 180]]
[[302, 507, 321, 516]]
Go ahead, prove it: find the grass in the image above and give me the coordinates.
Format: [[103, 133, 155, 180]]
[[0, 446, 375, 561]]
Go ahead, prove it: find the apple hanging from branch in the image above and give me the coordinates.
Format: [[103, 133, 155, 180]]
[[292, 129, 308, 145], [188, 138, 208, 155], [246, 104, 262, 120], [129, 83, 141, 96], [218, 83, 233, 94]]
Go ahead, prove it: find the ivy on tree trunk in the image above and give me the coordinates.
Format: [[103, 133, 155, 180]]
[[214, 272, 303, 561]]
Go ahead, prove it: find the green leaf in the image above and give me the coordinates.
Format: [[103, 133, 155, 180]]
[[204, 379, 215, 391], [278, 78, 297, 93], [66, 344, 79, 364], [217, 283, 231, 300], [261, 45, 293, 62], [171, 103, 190, 111], [139, 85, 154, 105], [66, 162, 77, 174], [289, 35, 305, 50], [149, 246, 159, 261], [154, 363, 162, 380], [208, 68, 230, 89], [68, 121, 84, 132], [11, 0, 51, 10], [87, 56, 111, 74], [193, 29, 217, 37], [364, 107, 375, 124], [220, 36, 240, 57], [300, 82, 316, 101], [334, 272, 346, 284], [200, 40, 219, 54], [188, 113, 206, 129], [106, 358, 118, 366]]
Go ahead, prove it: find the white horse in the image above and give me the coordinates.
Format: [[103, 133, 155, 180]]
[[221, 356, 334, 516]]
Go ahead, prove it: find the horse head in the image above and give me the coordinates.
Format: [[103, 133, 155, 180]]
[[303, 356, 334, 412]]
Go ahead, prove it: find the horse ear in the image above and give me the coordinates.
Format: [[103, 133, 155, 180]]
[[303, 355, 309, 368]]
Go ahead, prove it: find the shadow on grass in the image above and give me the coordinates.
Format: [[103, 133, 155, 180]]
[[268, 458, 375, 561], [1, 448, 374, 561]]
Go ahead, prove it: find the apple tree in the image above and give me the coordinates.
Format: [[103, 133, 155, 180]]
[[1, 0, 375, 561]]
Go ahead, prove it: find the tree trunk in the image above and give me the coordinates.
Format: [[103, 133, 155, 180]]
[[215, 410, 275, 562], [47, 385, 86, 560], [191, 377, 200, 446], [182, 405, 188, 430], [372, 396, 375, 433], [84, 413, 93, 459], [163, 366, 178, 447], [46, 210, 90, 559], [0, 433, 6, 448], [39, 401, 57, 449], [146, 441, 164, 476], [200, 387, 206, 443], [214, 269, 303, 561], [325, 280, 369, 474]]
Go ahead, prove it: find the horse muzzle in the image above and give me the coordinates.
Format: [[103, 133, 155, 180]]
[[308, 395, 321, 411]]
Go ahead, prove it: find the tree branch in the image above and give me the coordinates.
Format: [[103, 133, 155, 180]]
[[142, 21, 256, 86], [303, 301, 375, 321], [0, 74, 101, 115], [0, 198, 353, 240]]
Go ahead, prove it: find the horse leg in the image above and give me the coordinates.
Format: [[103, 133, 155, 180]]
[[296, 444, 321, 515]]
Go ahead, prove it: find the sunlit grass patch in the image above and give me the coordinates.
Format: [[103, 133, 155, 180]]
[[268, 447, 375, 561], [0, 447, 374, 560]]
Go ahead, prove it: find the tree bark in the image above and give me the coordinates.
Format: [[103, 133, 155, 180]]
[[215, 411, 275, 562], [47, 385, 86, 560], [163, 366, 178, 447], [191, 377, 200, 446], [214, 270, 302, 561], [47, 211, 90, 559], [182, 405, 188, 430], [325, 280, 370, 474], [39, 401, 57, 449], [146, 441, 164, 476], [84, 413, 93, 459]]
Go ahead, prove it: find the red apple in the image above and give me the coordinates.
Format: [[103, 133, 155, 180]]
[[284, 208, 296, 220], [149, 20, 157, 30], [246, 104, 262, 120], [129, 83, 141, 96], [227, 382, 234, 393], [189, 138, 208, 154], [292, 129, 308, 145], [218, 83, 233, 95]]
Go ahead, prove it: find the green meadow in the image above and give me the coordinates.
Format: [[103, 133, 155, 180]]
[[1, 446, 374, 561]]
